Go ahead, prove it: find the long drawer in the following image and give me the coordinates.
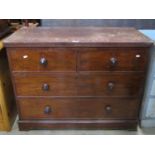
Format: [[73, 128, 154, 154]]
[[8, 47, 148, 72], [13, 72, 145, 97], [17, 98, 140, 120]]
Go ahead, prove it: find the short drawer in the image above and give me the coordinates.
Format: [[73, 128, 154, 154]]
[[17, 98, 140, 120], [8, 48, 76, 71], [13, 72, 145, 97], [79, 47, 148, 71]]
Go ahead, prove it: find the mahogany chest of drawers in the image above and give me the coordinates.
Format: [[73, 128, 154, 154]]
[[3, 27, 153, 130]]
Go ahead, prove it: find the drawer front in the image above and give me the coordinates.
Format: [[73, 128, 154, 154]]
[[79, 47, 148, 71], [14, 72, 144, 97], [18, 98, 140, 120], [8, 48, 76, 71]]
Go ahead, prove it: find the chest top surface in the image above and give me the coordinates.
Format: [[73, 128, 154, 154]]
[[3, 27, 153, 47]]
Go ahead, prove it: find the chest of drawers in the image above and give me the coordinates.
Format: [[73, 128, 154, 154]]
[[4, 27, 153, 130]]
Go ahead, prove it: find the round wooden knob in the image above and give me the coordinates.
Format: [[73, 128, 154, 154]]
[[44, 106, 52, 114], [108, 82, 115, 90], [105, 105, 112, 112], [42, 83, 49, 91], [110, 57, 117, 66], [40, 57, 48, 66]]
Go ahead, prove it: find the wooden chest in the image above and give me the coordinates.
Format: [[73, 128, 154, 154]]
[[3, 27, 153, 130]]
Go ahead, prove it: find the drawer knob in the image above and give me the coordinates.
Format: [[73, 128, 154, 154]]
[[110, 57, 117, 66], [108, 82, 115, 90], [42, 83, 49, 91], [44, 106, 52, 114], [105, 105, 112, 112], [40, 57, 48, 66]]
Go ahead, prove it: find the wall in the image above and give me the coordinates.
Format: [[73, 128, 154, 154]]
[[41, 19, 155, 29]]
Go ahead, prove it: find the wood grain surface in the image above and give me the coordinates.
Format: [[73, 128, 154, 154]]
[[17, 98, 140, 120], [13, 72, 145, 97], [3, 27, 153, 47], [5, 27, 152, 130]]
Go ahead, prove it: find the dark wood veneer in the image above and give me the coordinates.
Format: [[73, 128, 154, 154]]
[[13, 72, 145, 97], [18, 119, 138, 130], [4, 27, 153, 130], [17, 98, 140, 120], [79, 47, 148, 71], [8, 48, 77, 71]]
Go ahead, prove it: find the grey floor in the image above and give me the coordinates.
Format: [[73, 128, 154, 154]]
[[1, 117, 155, 135]]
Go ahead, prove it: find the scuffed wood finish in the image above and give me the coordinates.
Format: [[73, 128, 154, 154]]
[[8, 48, 77, 71], [4, 27, 152, 130], [18, 120, 138, 130], [79, 47, 148, 71], [3, 27, 153, 47], [13, 72, 145, 97], [8, 47, 148, 72], [18, 98, 140, 120]]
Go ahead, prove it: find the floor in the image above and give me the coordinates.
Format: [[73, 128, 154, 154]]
[[1, 117, 155, 135]]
